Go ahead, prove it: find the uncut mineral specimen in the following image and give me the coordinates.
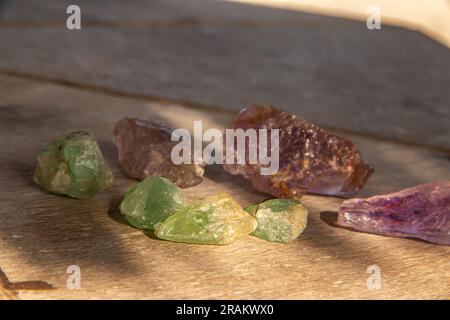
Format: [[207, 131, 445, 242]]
[[119, 176, 187, 230], [337, 181, 450, 245], [154, 193, 257, 244], [245, 199, 308, 243], [224, 105, 374, 198], [113, 117, 204, 188], [33, 131, 114, 199]]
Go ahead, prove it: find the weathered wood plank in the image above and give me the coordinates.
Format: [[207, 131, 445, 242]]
[[0, 0, 449, 148], [0, 75, 448, 299]]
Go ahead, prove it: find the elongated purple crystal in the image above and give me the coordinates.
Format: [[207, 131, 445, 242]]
[[337, 181, 450, 245]]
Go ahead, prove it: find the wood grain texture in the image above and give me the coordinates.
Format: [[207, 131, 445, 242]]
[[230, 0, 450, 48], [0, 74, 449, 300], [1, 0, 450, 148]]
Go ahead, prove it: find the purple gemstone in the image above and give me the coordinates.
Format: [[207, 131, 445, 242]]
[[337, 181, 450, 245]]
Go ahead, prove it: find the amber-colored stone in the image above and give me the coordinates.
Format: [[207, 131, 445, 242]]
[[223, 105, 374, 198]]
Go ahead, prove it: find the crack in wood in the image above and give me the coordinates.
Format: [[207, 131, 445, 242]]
[[0, 267, 53, 300]]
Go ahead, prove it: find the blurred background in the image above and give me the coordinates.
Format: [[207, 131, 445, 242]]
[[0, 0, 449, 149]]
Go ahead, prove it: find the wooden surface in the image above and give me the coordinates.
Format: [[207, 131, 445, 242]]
[[0, 74, 449, 299], [230, 0, 450, 47], [1, 0, 450, 148]]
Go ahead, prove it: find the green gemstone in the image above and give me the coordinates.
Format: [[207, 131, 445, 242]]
[[119, 176, 187, 230], [245, 199, 308, 243], [154, 193, 257, 245], [33, 131, 114, 199]]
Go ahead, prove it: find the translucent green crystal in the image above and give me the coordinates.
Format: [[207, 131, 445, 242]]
[[33, 131, 114, 199], [245, 199, 308, 243], [119, 176, 187, 230], [154, 193, 257, 245]]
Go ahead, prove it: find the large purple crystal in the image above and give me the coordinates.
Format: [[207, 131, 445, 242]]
[[223, 105, 374, 198], [337, 181, 450, 245]]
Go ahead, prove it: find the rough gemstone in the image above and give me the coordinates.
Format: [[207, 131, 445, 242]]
[[119, 176, 187, 230], [33, 131, 114, 199], [154, 193, 257, 244], [337, 181, 450, 245], [113, 117, 204, 188], [223, 105, 374, 198], [245, 199, 308, 243]]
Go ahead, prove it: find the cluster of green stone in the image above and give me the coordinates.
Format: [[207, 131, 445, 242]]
[[34, 131, 309, 244], [120, 176, 308, 244], [120, 177, 258, 244]]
